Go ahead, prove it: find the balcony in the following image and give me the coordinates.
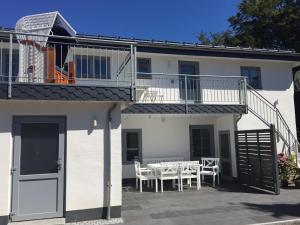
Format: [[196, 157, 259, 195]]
[[134, 73, 247, 105], [0, 30, 247, 107]]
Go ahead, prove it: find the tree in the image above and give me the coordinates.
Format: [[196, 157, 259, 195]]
[[198, 0, 300, 52]]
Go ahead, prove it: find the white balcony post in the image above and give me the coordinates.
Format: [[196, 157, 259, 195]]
[[184, 75, 188, 113], [8, 33, 13, 98], [130, 44, 135, 101], [243, 77, 248, 111]]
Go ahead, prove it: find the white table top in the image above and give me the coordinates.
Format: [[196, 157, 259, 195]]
[[147, 161, 202, 169]]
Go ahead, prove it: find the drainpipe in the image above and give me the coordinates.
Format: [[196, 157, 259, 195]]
[[234, 114, 243, 131], [106, 103, 117, 220]]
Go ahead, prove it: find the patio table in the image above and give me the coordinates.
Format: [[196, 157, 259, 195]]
[[147, 161, 202, 192]]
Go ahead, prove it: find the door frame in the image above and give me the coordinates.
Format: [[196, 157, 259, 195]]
[[189, 125, 215, 160], [11, 116, 66, 221], [178, 61, 201, 102], [218, 130, 232, 179]]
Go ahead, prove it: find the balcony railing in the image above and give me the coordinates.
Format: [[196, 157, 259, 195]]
[[135, 73, 247, 105], [0, 30, 247, 105], [0, 31, 135, 89]]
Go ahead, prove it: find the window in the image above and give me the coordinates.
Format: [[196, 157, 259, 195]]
[[241, 66, 262, 89], [0, 49, 19, 81], [122, 129, 142, 164], [137, 58, 151, 79], [75, 55, 110, 79]]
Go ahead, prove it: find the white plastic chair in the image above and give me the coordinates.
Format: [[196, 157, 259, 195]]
[[200, 158, 220, 187], [134, 161, 157, 192], [156, 165, 180, 192]]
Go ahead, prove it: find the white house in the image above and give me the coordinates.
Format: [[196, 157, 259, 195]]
[[0, 12, 299, 225]]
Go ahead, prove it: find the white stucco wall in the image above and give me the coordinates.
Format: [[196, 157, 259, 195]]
[[121, 114, 236, 179], [133, 53, 297, 151], [0, 101, 122, 217]]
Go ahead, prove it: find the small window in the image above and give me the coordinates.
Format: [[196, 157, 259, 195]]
[[241, 66, 262, 89], [122, 129, 142, 164], [75, 55, 111, 79], [137, 58, 151, 79]]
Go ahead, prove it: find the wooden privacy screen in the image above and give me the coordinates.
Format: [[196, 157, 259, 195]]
[[43, 47, 75, 84], [235, 125, 280, 194]]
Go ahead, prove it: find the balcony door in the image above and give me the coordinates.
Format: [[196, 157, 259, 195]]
[[179, 61, 200, 102], [190, 125, 215, 160]]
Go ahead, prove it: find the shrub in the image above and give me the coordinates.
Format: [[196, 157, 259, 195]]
[[277, 153, 297, 184]]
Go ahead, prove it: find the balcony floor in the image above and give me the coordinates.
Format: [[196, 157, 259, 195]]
[[122, 103, 247, 114], [122, 181, 300, 225]]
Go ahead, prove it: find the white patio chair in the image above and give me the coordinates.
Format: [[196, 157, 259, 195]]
[[179, 163, 201, 191], [134, 161, 157, 192], [200, 158, 220, 187], [156, 165, 180, 192]]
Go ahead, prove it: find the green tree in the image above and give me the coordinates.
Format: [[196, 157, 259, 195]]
[[198, 0, 300, 52]]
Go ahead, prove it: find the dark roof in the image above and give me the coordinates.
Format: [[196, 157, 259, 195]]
[[76, 33, 300, 62], [2, 27, 300, 61], [122, 103, 246, 114], [0, 83, 131, 102]]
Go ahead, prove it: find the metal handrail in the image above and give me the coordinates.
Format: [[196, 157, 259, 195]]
[[247, 84, 300, 157], [133, 72, 244, 78]]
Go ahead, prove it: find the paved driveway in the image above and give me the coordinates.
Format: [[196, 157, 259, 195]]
[[122, 181, 300, 225]]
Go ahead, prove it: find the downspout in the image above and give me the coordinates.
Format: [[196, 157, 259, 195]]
[[106, 103, 117, 220], [234, 114, 243, 131]]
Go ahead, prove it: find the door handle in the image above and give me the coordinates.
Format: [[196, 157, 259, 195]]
[[57, 158, 62, 171]]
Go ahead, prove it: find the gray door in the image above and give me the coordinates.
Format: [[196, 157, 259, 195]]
[[219, 131, 232, 179], [190, 125, 215, 160], [11, 116, 65, 221]]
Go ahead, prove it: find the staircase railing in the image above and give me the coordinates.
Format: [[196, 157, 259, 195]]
[[247, 85, 299, 166]]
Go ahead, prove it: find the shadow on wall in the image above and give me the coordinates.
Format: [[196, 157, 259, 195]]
[[242, 202, 300, 218], [259, 73, 293, 91]]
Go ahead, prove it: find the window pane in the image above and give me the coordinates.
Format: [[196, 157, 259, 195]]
[[78, 55, 88, 78], [101, 57, 111, 79], [94, 56, 100, 79], [123, 131, 140, 163], [220, 133, 230, 158], [75, 55, 81, 78], [200, 129, 211, 157], [137, 58, 151, 79], [12, 50, 19, 81], [127, 150, 139, 161], [88, 56, 94, 78], [241, 67, 261, 89], [126, 132, 138, 148], [20, 123, 59, 175]]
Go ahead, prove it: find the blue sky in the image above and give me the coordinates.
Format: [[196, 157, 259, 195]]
[[0, 0, 240, 42]]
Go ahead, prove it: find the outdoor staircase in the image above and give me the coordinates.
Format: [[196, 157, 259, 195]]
[[246, 85, 300, 167]]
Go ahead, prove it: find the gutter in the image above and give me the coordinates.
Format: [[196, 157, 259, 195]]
[[106, 103, 117, 220]]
